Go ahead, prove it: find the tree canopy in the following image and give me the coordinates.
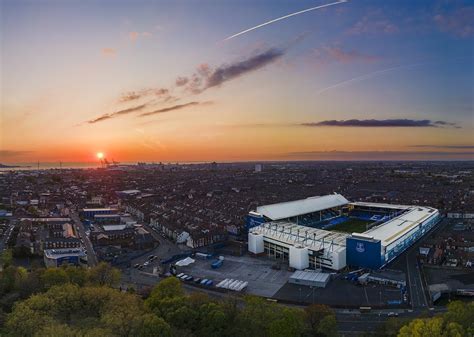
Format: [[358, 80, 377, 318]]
[[2, 262, 472, 337]]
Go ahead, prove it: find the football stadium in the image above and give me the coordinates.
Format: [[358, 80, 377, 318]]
[[247, 194, 440, 271]]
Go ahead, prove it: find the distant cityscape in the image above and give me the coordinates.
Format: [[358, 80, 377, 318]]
[[0, 161, 473, 335]]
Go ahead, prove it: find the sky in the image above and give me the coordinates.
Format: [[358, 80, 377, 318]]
[[1, 0, 473, 163]]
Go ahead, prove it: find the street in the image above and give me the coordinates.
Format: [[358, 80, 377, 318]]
[[70, 211, 98, 266], [0, 223, 14, 253]]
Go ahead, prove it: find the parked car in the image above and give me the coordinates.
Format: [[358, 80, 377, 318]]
[[194, 278, 202, 284], [133, 264, 140, 268], [176, 273, 184, 278], [185, 276, 194, 282]]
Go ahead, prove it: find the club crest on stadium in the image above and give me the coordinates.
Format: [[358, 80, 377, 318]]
[[356, 242, 365, 253]]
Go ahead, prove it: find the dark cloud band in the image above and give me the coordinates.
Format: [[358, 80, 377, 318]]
[[302, 119, 457, 128]]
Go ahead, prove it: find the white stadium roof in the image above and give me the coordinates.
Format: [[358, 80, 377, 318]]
[[362, 206, 438, 247], [256, 193, 349, 221]]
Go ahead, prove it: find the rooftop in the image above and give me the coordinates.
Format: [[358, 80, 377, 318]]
[[256, 193, 349, 221], [363, 206, 438, 247], [250, 221, 349, 253], [44, 248, 86, 259]]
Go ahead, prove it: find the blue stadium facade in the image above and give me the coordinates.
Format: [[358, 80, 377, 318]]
[[247, 195, 441, 270]]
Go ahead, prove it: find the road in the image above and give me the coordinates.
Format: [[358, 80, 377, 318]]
[[120, 224, 187, 288], [70, 211, 98, 266], [0, 224, 14, 253], [399, 218, 453, 311], [406, 246, 428, 309]]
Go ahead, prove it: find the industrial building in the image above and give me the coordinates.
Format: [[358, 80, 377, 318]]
[[289, 270, 331, 288], [248, 194, 440, 271], [80, 208, 118, 220], [43, 248, 88, 267]]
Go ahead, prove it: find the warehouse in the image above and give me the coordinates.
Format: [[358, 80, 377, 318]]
[[289, 270, 331, 288]]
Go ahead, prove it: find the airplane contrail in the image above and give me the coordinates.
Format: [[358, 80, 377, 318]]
[[223, 0, 347, 41], [316, 62, 429, 95]]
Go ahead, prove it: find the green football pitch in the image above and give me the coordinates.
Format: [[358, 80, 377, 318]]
[[330, 218, 373, 233]]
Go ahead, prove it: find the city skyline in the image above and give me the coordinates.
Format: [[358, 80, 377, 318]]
[[1, 0, 473, 163]]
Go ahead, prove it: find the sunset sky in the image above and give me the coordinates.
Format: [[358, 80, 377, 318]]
[[1, 0, 473, 163]]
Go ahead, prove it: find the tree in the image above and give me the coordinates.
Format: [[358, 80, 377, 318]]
[[5, 284, 153, 337], [268, 307, 305, 337], [148, 277, 184, 300], [443, 301, 474, 334], [64, 266, 87, 286], [304, 304, 334, 335], [316, 314, 338, 337], [100, 292, 144, 337], [88, 262, 121, 287], [397, 301, 472, 337], [0, 266, 27, 295], [0, 249, 13, 269], [41, 268, 68, 289], [136, 314, 172, 337], [35, 323, 79, 337], [398, 317, 464, 337]]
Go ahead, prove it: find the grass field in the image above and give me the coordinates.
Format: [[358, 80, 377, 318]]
[[330, 218, 372, 233]]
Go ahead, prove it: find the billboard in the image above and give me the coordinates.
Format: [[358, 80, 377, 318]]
[[346, 237, 383, 269], [245, 214, 266, 230]]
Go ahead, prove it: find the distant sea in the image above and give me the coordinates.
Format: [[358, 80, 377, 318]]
[[0, 162, 102, 171], [0, 161, 212, 171]]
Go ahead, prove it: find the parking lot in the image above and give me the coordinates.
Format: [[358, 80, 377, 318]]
[[173, 254, 294, 297], [273, 277, 405, 308]]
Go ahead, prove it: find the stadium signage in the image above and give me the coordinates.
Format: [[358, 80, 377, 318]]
[[356, 242, 365, 253]]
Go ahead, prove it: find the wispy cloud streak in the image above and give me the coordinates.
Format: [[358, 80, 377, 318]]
[[223, 0, 347, 41], [87, 104, 148, 124], [316, 63, 427, 95], [139, 101, 212, 117]]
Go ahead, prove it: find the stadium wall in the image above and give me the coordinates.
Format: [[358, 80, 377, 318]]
[[346, 237, 383, 269], [245, 213, 266, 230]]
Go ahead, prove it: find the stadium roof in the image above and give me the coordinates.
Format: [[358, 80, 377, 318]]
[[350, 201, 411, 210], [256, 193, 349, 220], [363, 206, 438, 247], [250, 221, 348, 253]]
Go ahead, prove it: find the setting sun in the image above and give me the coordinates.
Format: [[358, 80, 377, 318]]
[[96, 152, 104, 159]]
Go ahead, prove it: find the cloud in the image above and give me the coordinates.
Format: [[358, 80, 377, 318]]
[[118, 88, 169, 102], [410, 145, 474, 149], [129, 31, 153, 41], [175, 76, 189, 86], [87, 103, 148, 124], [302, 119, 457, 128], [347, 9, 399, 35], [120, 92, 141, 102], [109, 45, 289, 115], [0, 150, 34, 158], [314, 45, 380, 64], [434, 6, 473, 37], [205, 48, 284, 89], [176, 48, 285, 95], [139, 101, 212, 117], [101, 48, 116, 57]]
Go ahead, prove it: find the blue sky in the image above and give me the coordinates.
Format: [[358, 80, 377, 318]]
[[1, 0, 473, 162]]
